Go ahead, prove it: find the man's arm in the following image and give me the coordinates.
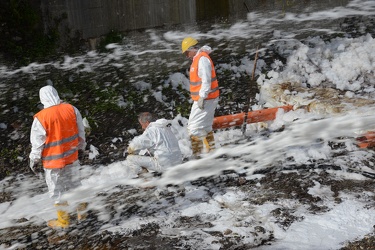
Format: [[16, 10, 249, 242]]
[[128, 128, 155, 153], [29, 118, 46, 172], [30, 118, 45, 160], [74, 106, 86, 150], [198, 56, 212, 99]]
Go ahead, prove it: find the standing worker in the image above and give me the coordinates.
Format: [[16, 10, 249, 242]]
[[181, 37, 220, 156], [29, 85, 87, 229], [126, 112, 182, 175]]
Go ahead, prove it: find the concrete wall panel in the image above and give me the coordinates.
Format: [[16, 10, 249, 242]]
[[41, 0, 196, 40]]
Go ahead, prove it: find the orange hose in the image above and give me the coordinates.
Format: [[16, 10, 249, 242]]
[[357, 131, 375, 148], [213, 105, 293, 130], [213, 105, 375, 148]]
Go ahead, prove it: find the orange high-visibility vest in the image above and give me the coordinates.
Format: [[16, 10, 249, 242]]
[[34, 103, 79, 169], [189, 51, 219, 101]]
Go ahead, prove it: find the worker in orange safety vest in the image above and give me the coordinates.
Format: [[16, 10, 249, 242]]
[[29, 85, 87, 229], [181, 37, 219, 156]]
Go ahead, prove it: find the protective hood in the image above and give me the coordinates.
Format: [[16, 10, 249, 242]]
[[150, 118, 170, 128], [198, 45, 212, 54], [39, 86, 61, 108]]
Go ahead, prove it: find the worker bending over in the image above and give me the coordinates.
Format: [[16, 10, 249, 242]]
[[126, 112, 182, 175]]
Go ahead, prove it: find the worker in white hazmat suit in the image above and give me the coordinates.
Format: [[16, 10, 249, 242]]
[[181, 37, 220, 155], [29, 85, 87, 229], [126, 112, 182, 175]]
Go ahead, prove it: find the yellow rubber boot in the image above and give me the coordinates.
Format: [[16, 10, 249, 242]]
[[47, 210, 70, 229], [191, 135, 203, 155], [77, 202, 88, 221], [202, 137, 210, 153], [206, 131, 215, 150]]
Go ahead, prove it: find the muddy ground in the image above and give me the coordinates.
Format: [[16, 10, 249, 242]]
[[0, 159, 374, 249]]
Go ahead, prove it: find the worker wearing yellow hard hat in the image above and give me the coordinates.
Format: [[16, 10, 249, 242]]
[[181, 37, 220, 157], [181, 37, 198, 54]]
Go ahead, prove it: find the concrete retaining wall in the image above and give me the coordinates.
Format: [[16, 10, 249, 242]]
[[41, 0, 196, 40], [39, 0, 350, 47]]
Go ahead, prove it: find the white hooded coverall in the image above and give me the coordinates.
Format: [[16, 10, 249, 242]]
[[188, 45, 219, 137], [127, 118, 182, 174], [29, 86, 86, 204]]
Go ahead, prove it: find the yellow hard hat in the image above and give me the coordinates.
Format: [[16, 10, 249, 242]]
[[181, 37, 198, 53]]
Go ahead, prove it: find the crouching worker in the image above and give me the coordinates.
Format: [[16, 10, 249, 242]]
[[126, 112, 182, 176], [29, 85, 87, 229]]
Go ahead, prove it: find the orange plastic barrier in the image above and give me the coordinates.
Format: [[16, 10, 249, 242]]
[[212, 105, 293, 130], [357, 131, 375, 148]]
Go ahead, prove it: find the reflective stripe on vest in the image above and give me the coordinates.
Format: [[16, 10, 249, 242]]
[[35, 103, 79, 169], [189, 51, 219, 101]]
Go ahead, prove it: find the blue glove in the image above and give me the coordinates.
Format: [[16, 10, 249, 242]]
[[198, 97, 205, 109]]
